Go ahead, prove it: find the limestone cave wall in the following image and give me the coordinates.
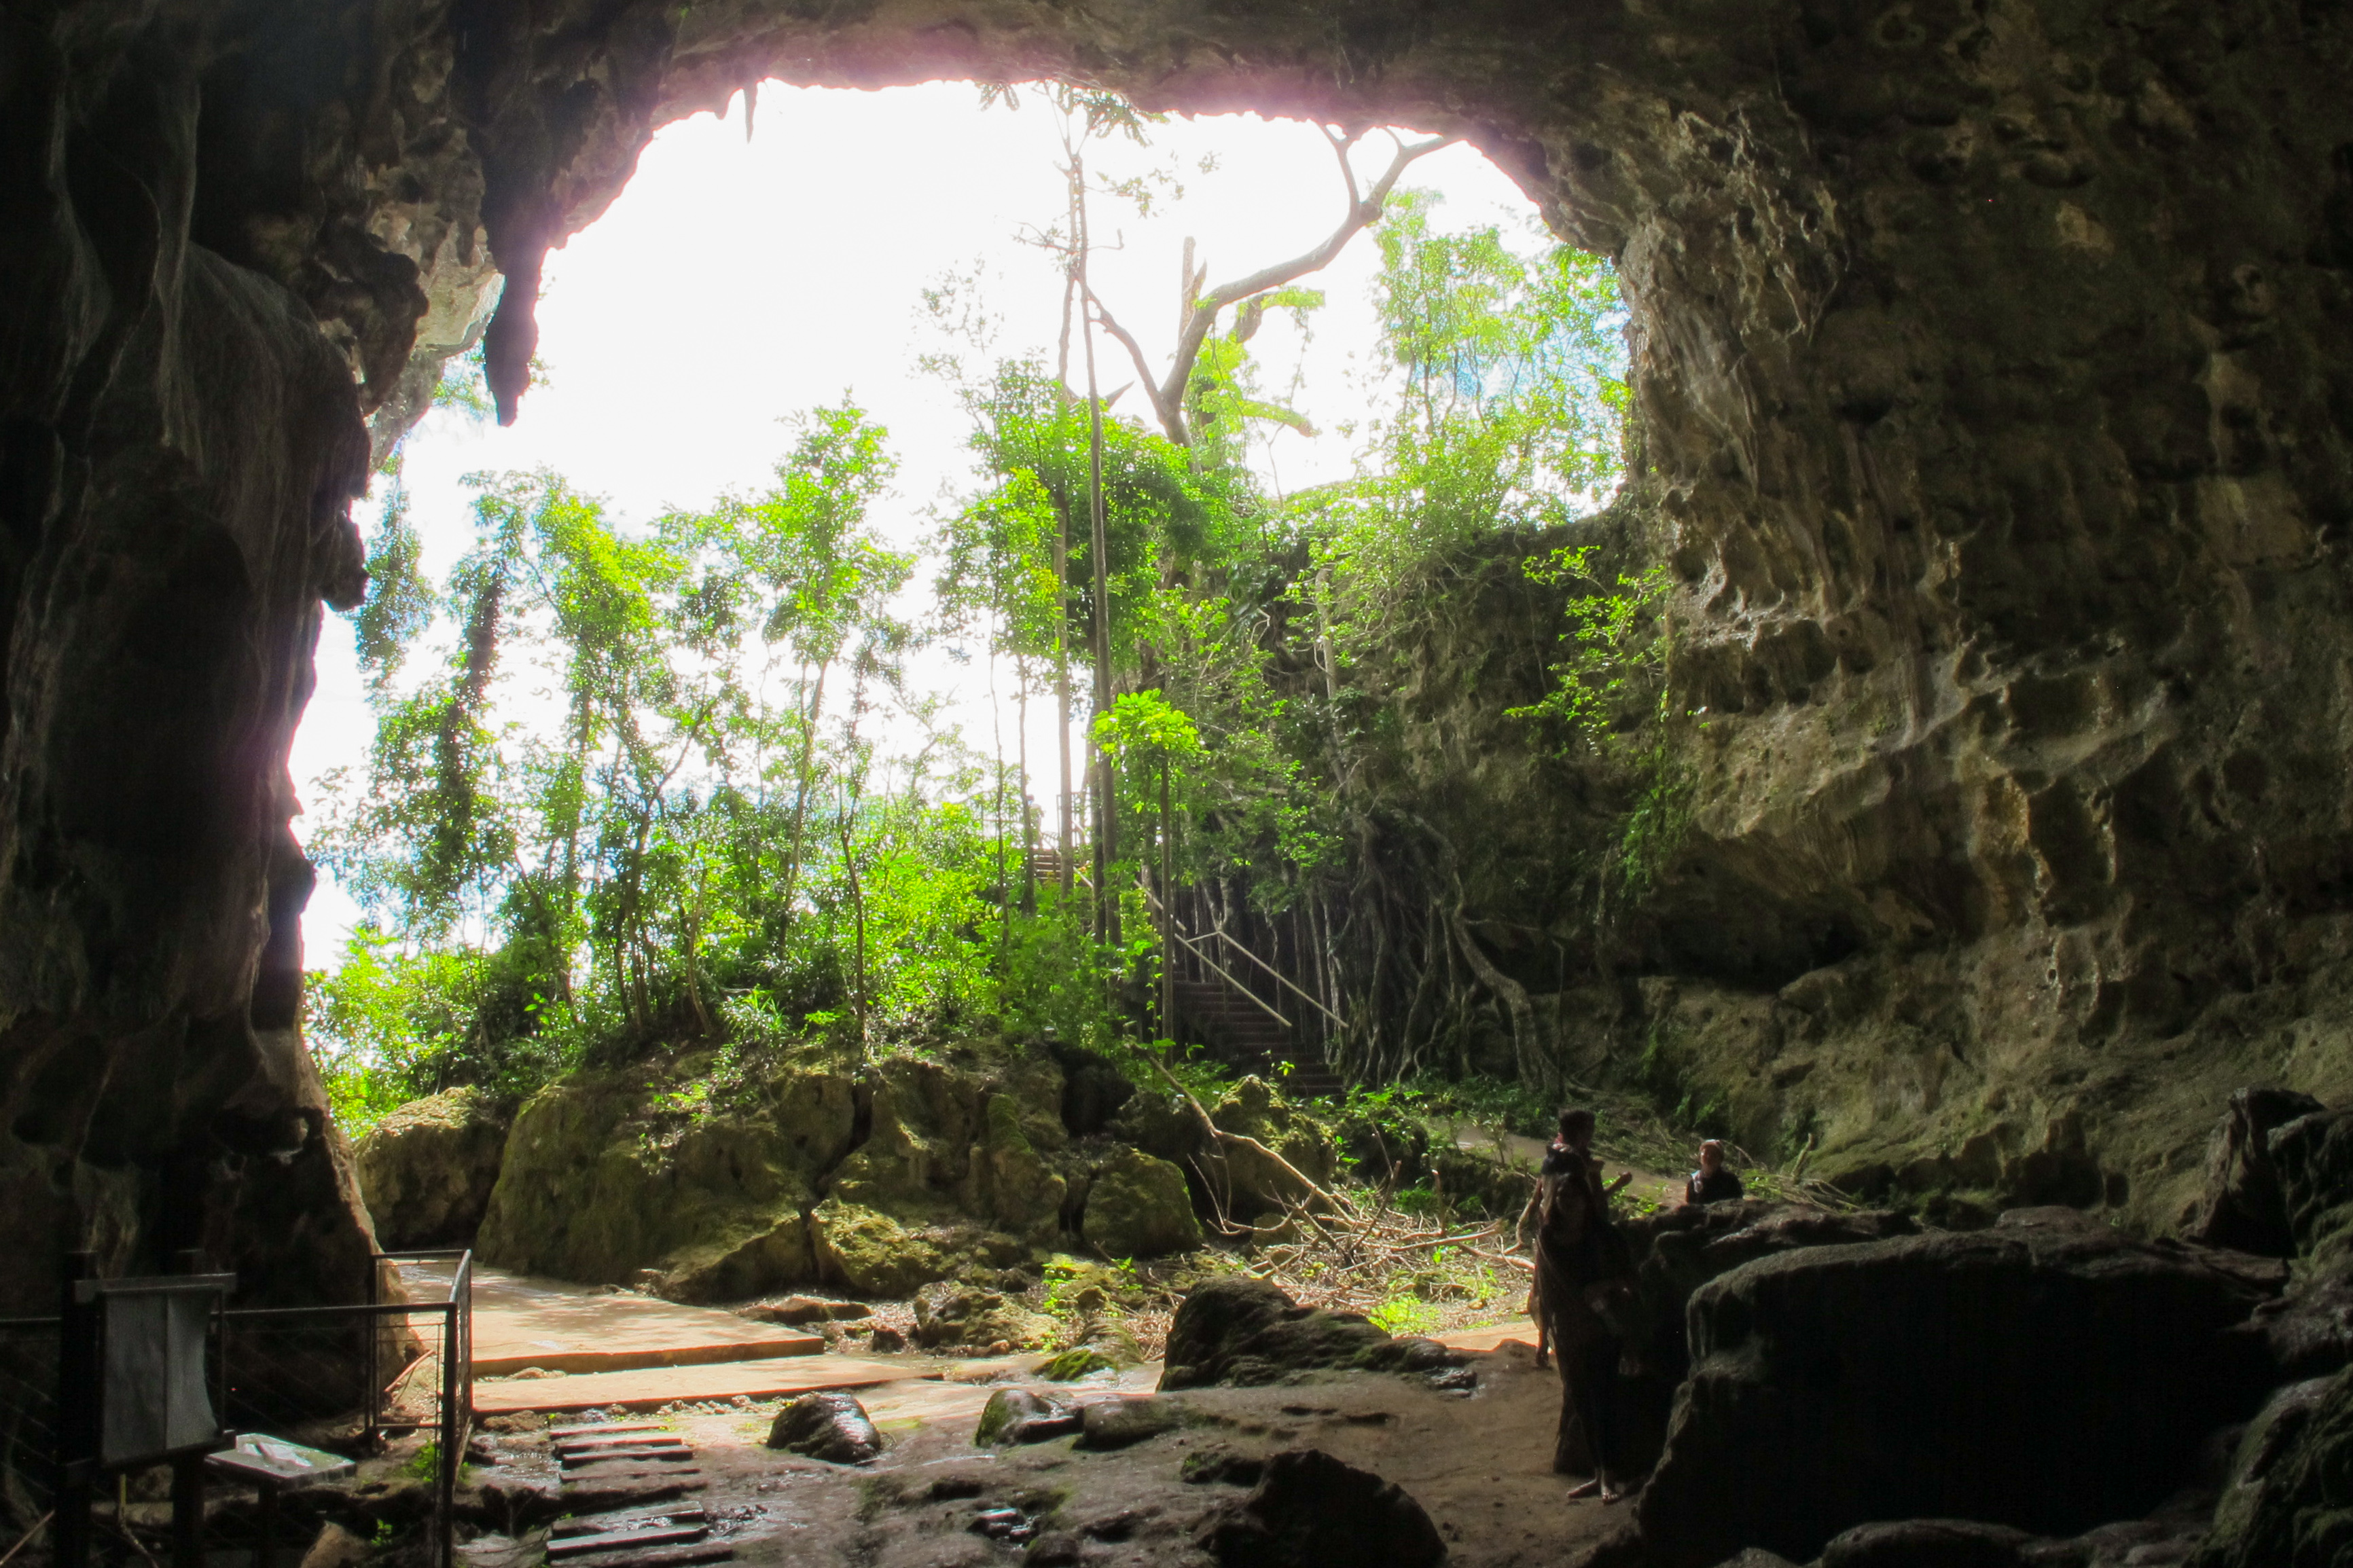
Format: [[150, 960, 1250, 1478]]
[[1, 0, 2348, 1301]]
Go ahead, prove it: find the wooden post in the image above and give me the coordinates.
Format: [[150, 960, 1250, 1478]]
[[54, 1250, 96, 1568]]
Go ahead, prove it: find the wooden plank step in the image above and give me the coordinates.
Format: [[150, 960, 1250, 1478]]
[[557, 1478, 708, 1513], [558, 1437, 692, 1457], [552, 1508, 707, 1539], [560, 1468, 704, 1486], [547, 1525, 708, 1560], [561, 1450, 696, 1470], [548, 1421, 668, 1440]]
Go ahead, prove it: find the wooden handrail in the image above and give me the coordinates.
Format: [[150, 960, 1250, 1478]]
[[1143, 883, 1344, 1031]]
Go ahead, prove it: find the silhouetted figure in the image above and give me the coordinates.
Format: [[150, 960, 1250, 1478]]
[[1532, 1107, 1635, 1501], [1683, 1138, 1745, 1205]]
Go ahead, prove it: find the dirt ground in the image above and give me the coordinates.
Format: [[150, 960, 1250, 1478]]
[[467, 1339, 1636, 1567]]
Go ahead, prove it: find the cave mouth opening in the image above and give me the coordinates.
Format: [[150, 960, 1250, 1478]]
[[295, 77, 1577, 966]]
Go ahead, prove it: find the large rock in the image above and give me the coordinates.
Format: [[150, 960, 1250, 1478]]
[[766, 1391, 883, 1464], [1159, 1276, 1460, 1391], [2271, 1108, 2353, 1273], [2189, 1088, 2328, 1256], [912, 1279, 1054, 1351], [806, 1199, 982, 1298], [1636, 1208, 2287, 1568], [475, 1061, 855, 1292], [1602, 1201, 1922, 1471], [1119, 1079, 1338, 1224], [1196, 1448, 1446, 1568], [356, 1089, 511, 1249], [1082, 1148, 1202, 1258]]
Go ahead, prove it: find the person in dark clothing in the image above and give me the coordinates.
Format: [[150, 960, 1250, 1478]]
[[1530, 1108, 1636, 1501], [1683, 1138, 1745, 1205]]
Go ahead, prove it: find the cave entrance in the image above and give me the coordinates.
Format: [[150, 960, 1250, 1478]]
[[295, 78, 1587, 1118]]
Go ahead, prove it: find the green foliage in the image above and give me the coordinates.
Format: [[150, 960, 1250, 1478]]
[[1367, 1294, 1442, 1336]]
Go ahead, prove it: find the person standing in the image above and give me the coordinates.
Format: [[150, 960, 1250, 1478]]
[[1532, 1107, 1635, 1501]]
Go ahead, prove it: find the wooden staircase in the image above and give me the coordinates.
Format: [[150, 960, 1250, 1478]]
[[1168, 976, 1345, 1099]]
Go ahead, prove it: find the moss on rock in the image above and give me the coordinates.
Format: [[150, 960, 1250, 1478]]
[[355, 1087, 511, 1248], [1081, 1148, 1202, 1258], [808, 1199, 954, 1297]]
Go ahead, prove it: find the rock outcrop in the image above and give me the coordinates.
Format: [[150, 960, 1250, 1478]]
[[355, 1088, 511, 1249], [1196, 1448, 1447, 1568], [1636, 1208, 2287, 1568], [1159, 1275, 1460, 1391]]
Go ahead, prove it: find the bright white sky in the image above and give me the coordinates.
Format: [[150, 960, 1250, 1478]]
[[291, 81, 1549, 962]]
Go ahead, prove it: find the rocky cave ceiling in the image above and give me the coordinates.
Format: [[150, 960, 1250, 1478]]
[[2, 0, 2350, 1305]]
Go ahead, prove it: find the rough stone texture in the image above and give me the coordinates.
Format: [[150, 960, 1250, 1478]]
[[355, 1088, 511, 1249], [1116, 1078, 1338, 1224], [973, 1387, 1080, 1446], [10, 0, 2353, 1298], [1081, 1146, 1204, 1258], [911, 1279, 1054, 1351], [1604, 1200, 1922, 1469], [1636, 1207, 2288, 1568], [2189, 1087, 2328, 1255], [474, 1059, 855, 1296], [1196, 1447, 1447, 1568], [1159, 1275, 1460, 1391], [1077, 1395, 1183, 1450], [2192, 1368, 2353, 1568], [764, 1389, 883, 1464]]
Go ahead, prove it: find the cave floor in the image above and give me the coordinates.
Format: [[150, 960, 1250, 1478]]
[[466, 1329, 1616, 1567]]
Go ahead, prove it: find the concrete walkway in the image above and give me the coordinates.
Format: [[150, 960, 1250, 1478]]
[[404, 1264, 826, 1376], [471, 1353, 929, 1416]]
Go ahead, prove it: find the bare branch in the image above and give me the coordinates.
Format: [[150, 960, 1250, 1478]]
[[1150, 130, 1458, 445]]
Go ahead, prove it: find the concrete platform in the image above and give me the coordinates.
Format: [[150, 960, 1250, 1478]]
[[399, 1264, 824, 1376], [471, 1354, 930, 1415]]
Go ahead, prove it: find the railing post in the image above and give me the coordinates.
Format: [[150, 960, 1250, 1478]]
[[54, 1250, 96, 1568], [364, 1256, 380, 1456]]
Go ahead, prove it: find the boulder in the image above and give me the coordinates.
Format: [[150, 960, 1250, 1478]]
[[1077, 1396, 1183, 1450], [1814, 1520, 2038, 1568], [2271, 1108, 2353, 1272], [808, 1199, 953, 1298], [1159, 1276, 1461, 1390], [2188, 1088, 2327, 1256], [1114, 1078, 1340, 1223], [1082, 1148, 1202, 1258], [2191, 1368, 2353, 1568], [766, 1391, 883, 1463], [1196, 1448, 1446, 1568], [912, 1279, 1054, 1351], [973, 1387, 1081, 1445], [355, 1089, 511, 1248], [1636, 1207, 2287, 1568], [476, 1063, 853, 1288]]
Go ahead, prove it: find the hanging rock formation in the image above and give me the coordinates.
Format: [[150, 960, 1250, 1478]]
[[5, 1, 2352, 1302]]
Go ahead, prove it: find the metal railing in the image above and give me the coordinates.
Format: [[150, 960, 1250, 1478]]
[[0, 1250, 471, 1568]]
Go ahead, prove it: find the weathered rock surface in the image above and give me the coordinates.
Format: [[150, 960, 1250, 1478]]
[[2191, 1368, 2353, 1568], [1077, 1395, 1183, 1450], [2187, 1087, 2327, 1256], [1637, 1208, 2286, 1568], [1081, 1146, 1204, 1258], [475, 1059, 855, 1297], [1159, 1276, 1460, 1391], [1598, 1200, 1922, 1470], [765, 1391, 883, 1465], [1117, 1078, 1337, 1224], [912, 1279, 1054, 1351], [356, 1089, 511, 1249], [973, 1387, 1081, 1446], [1196, 1447, 1446, 1568]]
